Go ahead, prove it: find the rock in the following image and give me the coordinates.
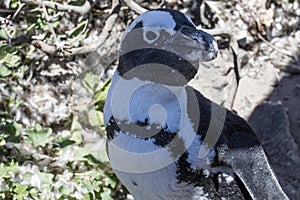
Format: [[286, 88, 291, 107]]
[[237, 37, 247, 49], [232, 61, 278, 119], [248, 101, 300, 200], [189, 47, 237, 109], [268, 75, 300, 148]]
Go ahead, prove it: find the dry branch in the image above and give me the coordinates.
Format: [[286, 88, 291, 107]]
[[20, 0, 93, 15], [123, 0, 148, 14], [30, 0, 120, 56], [257, 33, 296, 61], [0, 9, 16, 13]]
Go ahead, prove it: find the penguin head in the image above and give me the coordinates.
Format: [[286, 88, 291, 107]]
[[118, 9, 218, 85], [121, 9, 218, 62]]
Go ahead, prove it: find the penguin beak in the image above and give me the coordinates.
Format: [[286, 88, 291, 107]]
[[174, 25, 218, 62]]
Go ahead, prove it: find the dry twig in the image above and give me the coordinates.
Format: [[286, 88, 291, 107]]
[[0, 9, 16, 13], [31, 0, 120, 56], [233, 0, 296, 62], [123, 0, 147, 14], [257, 33, 296, 61], [41, 3, 58, 42], [20, 0, 93, 15], [11, 3, 25, 20]]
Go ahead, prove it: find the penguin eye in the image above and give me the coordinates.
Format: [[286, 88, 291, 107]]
[[143, 28, 160, 44]]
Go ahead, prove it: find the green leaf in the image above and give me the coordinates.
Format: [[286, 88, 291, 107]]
[[82, 194, 92, 200], [88, 109, 104, 127], [103, 176, 117, 188], [74, 147, 89, 161], [10, 0, 19, 9], [71, 115, 83, 144], [0, 66, 12, 77], [79, 176, 101, 193], [24, 124, 53, 147], [82, 72, 99, 94], [85, 143, 109, 163], [0, 163, 10, 179], [88, 168, 104, 180], [91, 180, 101, 192], [1, 53, 20, 68], [0, 29, 9, 40], [68, 0, 86, 6], [13, 185, 29, 200], [84, 154, 102, 166], [69, 30, 88, 46], [28, 188, 39, 200], [0, 161, 18, 180], [67, 20, 88, 37], [39, 172, 54, 189], [91, 80, 111, 111], [0, 45, 20, 68], [0, 138, 6, 146], [59, 184, 73, 196], [55, 135, 76, 148], [0, 120, 20, 143], [100, 188, 112, 200], [71, 129, 82, 144]]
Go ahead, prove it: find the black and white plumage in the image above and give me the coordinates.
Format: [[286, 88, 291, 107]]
[[104, 9, 288, 200]]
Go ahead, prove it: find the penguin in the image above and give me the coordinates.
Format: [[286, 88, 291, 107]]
[[104, 9, 289, 200]]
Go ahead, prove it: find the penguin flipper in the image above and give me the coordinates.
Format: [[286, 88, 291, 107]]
[[226, 144, 289, 200]]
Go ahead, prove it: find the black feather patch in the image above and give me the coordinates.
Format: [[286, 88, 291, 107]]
[[118, 48, 197, 86], [157, 9, 195, 30], [106, 116, 177, 147], [106, 117, 120, 141]]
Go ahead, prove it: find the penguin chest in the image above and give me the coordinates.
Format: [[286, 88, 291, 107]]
[[104, 75, 216, 199], [110, 154, 211, 200], [106, 131, 214, 200], [106, 119, 215, 200]]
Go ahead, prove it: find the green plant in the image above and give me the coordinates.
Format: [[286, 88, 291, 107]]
[[0, 1, 123, 199]]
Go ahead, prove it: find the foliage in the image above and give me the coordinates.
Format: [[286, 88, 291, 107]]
[[0, 0, 118, 199], [0, 60, 114, 199], [0, 103, 116, 200]]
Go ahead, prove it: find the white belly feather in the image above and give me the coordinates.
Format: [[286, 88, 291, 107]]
[[104, 72, 215, 199]]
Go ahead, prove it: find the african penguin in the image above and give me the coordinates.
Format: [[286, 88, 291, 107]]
[[104, 9, 289, 200]]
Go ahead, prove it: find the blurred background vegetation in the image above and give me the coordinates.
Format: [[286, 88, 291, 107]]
[[0, 0, 121, 199]]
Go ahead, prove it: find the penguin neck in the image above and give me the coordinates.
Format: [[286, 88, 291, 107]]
[[117, 48, 198, 86], [108, 71, 187, 133]]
